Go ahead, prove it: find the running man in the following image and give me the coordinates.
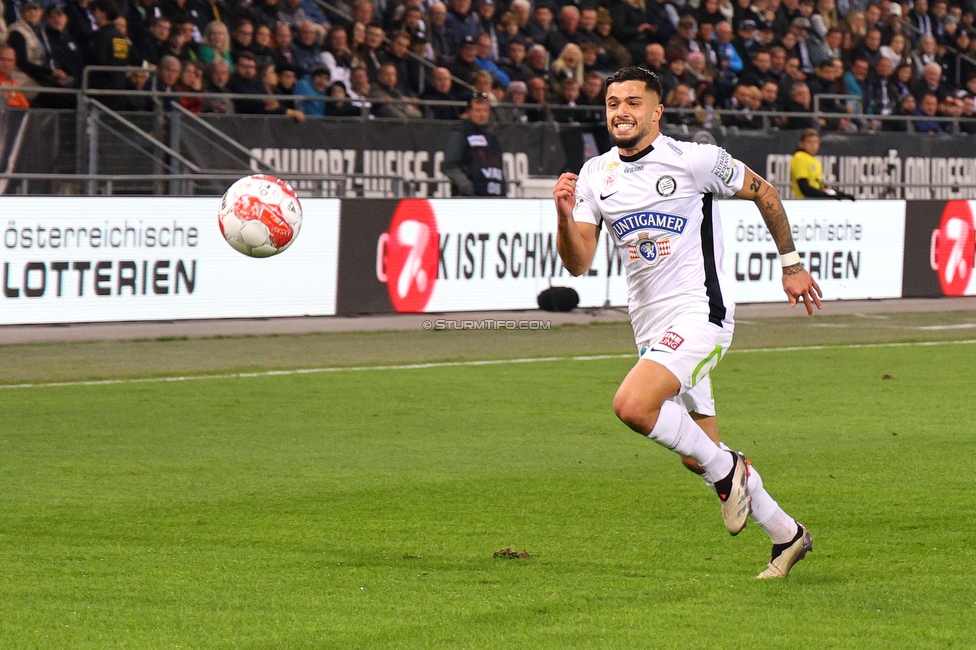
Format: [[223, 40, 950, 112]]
[[553, 66, 822, 579]]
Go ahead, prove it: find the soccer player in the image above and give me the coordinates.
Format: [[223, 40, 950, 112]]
[[552, 66, 822, 579]]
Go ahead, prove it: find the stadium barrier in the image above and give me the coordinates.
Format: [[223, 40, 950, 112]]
[[0, 197, 972, 325]]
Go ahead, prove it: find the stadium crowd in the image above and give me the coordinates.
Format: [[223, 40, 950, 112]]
[[2, 0, 976, 131]]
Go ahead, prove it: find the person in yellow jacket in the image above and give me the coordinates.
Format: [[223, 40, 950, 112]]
[[790, 128, 854, 200]]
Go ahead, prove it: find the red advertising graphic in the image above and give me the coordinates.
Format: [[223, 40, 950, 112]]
[[930, 201, 976, 296], [376, 199, 440, 312]]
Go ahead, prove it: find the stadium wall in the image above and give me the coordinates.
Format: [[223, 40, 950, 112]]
[[0, 197, 972, 325]]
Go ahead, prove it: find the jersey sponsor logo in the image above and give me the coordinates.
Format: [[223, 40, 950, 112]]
[[600, 190, 619, 201], [656, 175, 676, 196], [610, 211, 688, 238], [467, 134, 489, 147], [656, 330, 684, 351], [628, 234, 672, 266], [624, 165, 644, 174], [711, 149, 736, 185], [666, 141, 684, 156]]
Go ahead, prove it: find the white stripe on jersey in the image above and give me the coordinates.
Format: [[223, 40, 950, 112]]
[[572, 133, 746, 345]]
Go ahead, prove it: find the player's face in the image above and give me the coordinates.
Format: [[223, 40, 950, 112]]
[[605, 80, 663, 152]]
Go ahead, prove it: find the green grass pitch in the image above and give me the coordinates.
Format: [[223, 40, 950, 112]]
[[1, 321, 975, 648]]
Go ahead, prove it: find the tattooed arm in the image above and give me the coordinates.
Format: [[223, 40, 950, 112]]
[[734, 167, 824, 315]]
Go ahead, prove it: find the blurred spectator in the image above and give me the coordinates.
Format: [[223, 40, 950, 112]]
[[325, 80, 359, 115], [580, 41, 610, 76], [123, 65, 153, 110], [44, 5, 82, 90], [270, 21, 295, 69], [153, 54, 182, 109], [367, 62, 422, 117], [937, 92, 963, 129], [645, 0, 679, 47], [159, 0, 212, 42], [611, 0, 653, 63], [201, 57, 232, 112], [843, 56, 874, 114], [227, 50, 264, 110], [665, 15, 699, 63], [643, 43, 676, 98], [252, 23, 275, 65], [347, 64, 372, 111], [740, 48, 775, 86], [134, 16, 170, 66], [276, 62, 298, 107], [722, 82, 762, 128], [788, 17, 823, 72], [443, 92, 504, 196], [912, 61, 951, 101], [545, 5, 581, 59], [783, 81, 818, 128], [879, 32, 909, 68], [714, 21, 743, 81], [871, 56, 897, 117], [197, 20, 233, 70], [959, 93, 976, 134], [551, 75, 579, 122], [524, 42, 551, 85], [594, 8, 631, 70], [65, 0, 98, 49], [420, 65, 463, 118], [445, 0, 478, 48], [7, 1, 66, 90], [0, 45, 31, 108], [475, 30, 509, 85], [85, 0, 131, 110], [495, 11, 521, 59], [358, 22, 384, 80], [577, 7, 600, 48], [471, 68, 495, 102], [812, 0, 839, 35], [177, 58, 204, 111], [525, 74, 549, 120], [851, 26, 882, 67], [523, 2, 553, 49], [686, 51, 715, 91], [550, 42, 582, 89], [887, 92, 915, 131], [319, 23, 353, 89], [473, 0, 498, 59], [891, 62, 913, 96], [821, 26, 844, 60], [665, 82, 699, 126], [732, 19, 761, 65], [166, 20, 198, 60], [404, 32, 430, 96], [277, 0, 308, 28], [498, 38, 529, 83], [911, 35, 939, 77], [293, 63, 329, 114], [448, 33, 479, 85], [913, 91, 946, 132], [428, 2, 452, 64], [498, 78, 528, 122], [230, 19, 255, 58], [381, 29, 411, 91], [289, 21, 321, 75], [252, 0, 280, 29]]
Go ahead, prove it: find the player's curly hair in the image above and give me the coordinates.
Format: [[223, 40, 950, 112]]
[[605, 66, 664, 100]]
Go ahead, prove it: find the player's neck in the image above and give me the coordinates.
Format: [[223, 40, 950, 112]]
[[617, 129, 660, 160]]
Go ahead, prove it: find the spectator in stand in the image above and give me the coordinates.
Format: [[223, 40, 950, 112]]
[[123, 65, 154, 110], [892, 62, 914, 97], [820, 26, 844, 60], [252, 0, 280, 29], [722, 82, 763, 129], [349, 0, 377, 27], [0, 45, 30, 108], [290, 21, 322, 76], [760, 79, 787, 125], [698, 0, 725, 27], [7, 2, 67, 91], [508, 0, 531, 42], [686, 51, 715, 93], [445, 0, 478, 48], [665, 16, 698, 64], [929, 0, 951, 46], [270, 21, 295, 69], [201, 57, 232, 112], [812, 0, 839, 36], [645, 0, 679, 46], [643, 43, 675, 98], [880, 32, 909, 68], [577, 7, 601, 48], [525, 74, 549, 120], [550, 75, 580, 122], [959, 94, 976, 134], [871, 56, 898, 119], [732, 19, 762, 66], [420, 65, 463, 118], [165, 20, 197, 60], [913, 91, 946, 132], [912, 61, 950, 102], [495, 11, 521, 61], [888, 93, 915, 131], [783, 81, 818, 128], [523, 2, 554, 49], [665, 82, 699, 126], [427, 2, 452, 65], [197, 20, 233, 71], [159, 0, 212, 42], [293, 63, 330, 115], [843, 56, 874, 115], [545, 5, 581, 59], [448, 33, 480, 85], [325, 80, 360, 115], [443, 91, 505, 196], [228, 51, 264, 110], [252, 24, 276, 65], [474, 30, 509, 86], [276, 62, 298, 107], [319, 23, 353, 89], [740, 48, 775, 86], [550, 42, 582, 89], [499, 38, 529, 84], [367, 61, 423, 117], [347, 64, 372, 111], [937, 93, 964, 130], [404, 32, 430, 96], [44, 5, 83, 91], [471, 68, 496, 104], [277, 0, 308, 28], [714, 21, 743, 82], [153, 54, 182, 109], [231, 19, 255, 58], [594, 8, 631, 70], [610, 0, 652, 64], [498, 79, 529, 123], [177, 58, 204, 112], [851, 26, 882, 67], [911, 35, 939, 78], [357, 22, 384, 80], [392, 5, 426, 43], [134, 16, 170, 66], [580, 41, 610, 76], [378, 29, 408, 89], [85, 0, 131, 110], [473, 0, 497, 59], [943, 29, 976, 87], [64, 0, 98, 48]]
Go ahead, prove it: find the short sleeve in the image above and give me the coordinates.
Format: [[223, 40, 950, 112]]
[[572, 164, 602, 226], [689, 143, 746, 198]]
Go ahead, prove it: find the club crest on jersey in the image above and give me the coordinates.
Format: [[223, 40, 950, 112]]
[[604, 161, 620, 188], [628, 233, 672, 266], [611, 211, 688, 238], [656, 175, 676, 196]]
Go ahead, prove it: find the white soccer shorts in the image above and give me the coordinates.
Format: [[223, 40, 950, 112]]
[[637, 318, 734, 416]]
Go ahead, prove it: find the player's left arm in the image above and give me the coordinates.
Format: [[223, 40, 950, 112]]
[[734, 166, 823, 315]]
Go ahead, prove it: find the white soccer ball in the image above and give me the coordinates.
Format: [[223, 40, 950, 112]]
[[218, 174, 303, 257]]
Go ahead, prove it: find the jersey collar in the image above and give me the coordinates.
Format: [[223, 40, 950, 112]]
[[618, 135, 660, 163]]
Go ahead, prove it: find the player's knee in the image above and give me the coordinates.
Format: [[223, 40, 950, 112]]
[[613, 389, 658, 433], [681, 455, 705, 475]]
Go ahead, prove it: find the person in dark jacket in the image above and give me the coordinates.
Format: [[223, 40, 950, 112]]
[[86, 0, 131, 109], [443, 92, 506, 197]]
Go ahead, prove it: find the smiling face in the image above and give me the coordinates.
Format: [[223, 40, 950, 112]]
[[605, 79, 663, 153]]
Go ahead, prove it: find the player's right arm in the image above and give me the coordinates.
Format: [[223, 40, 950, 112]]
[[553, 172, 600, 276]]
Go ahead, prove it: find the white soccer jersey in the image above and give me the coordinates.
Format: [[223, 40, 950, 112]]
[[573, 133, 746, 344]]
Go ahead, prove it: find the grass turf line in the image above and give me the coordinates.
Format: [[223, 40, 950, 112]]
[[0, 343, 974, 648]]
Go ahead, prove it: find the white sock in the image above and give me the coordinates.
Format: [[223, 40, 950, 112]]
[[649, 401, 733, 483], [746, 462, 798, 545]]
